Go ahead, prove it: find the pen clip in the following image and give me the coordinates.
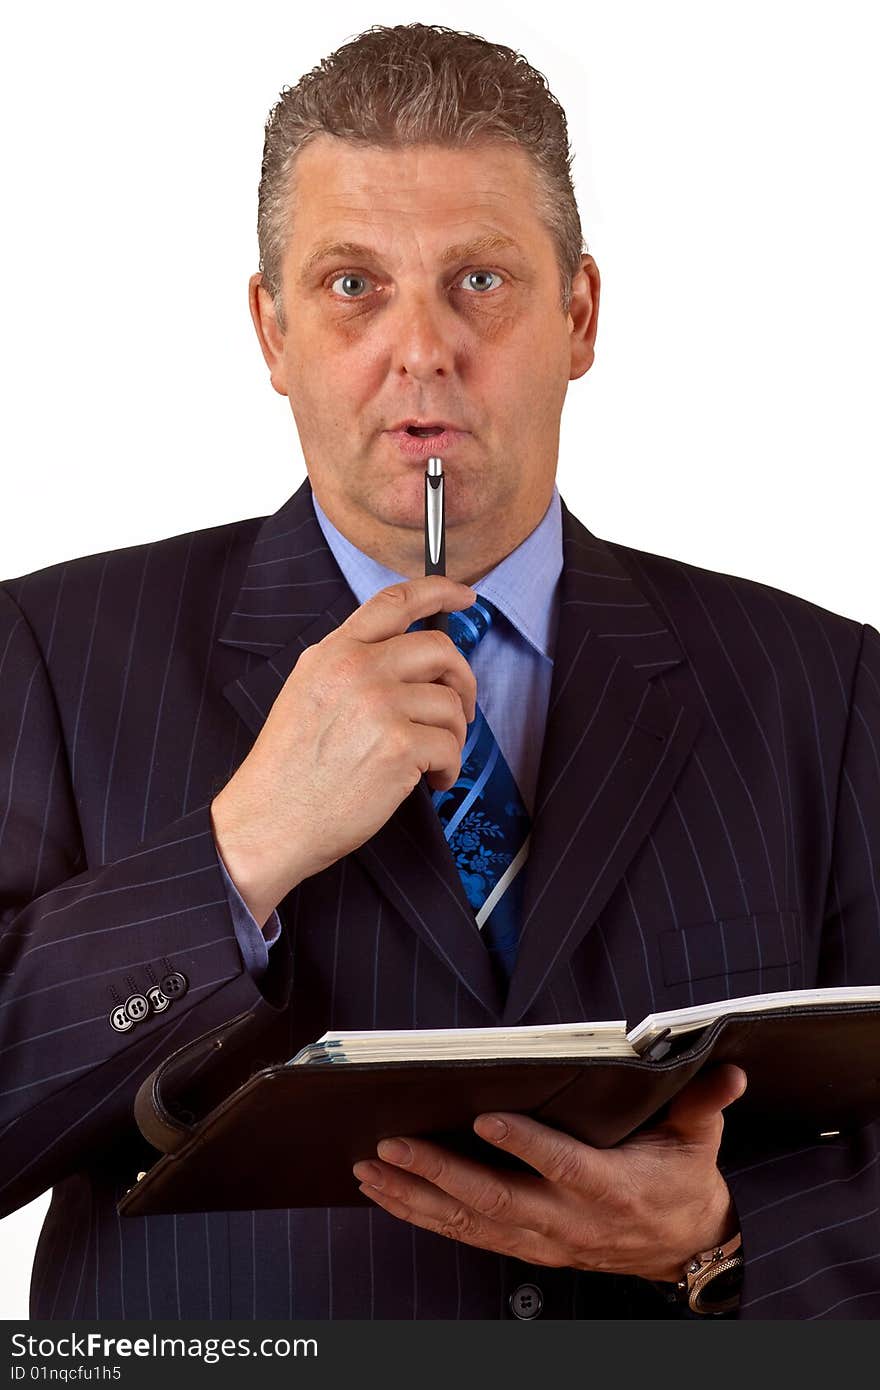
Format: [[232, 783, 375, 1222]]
[[426, 461, 444, 568]]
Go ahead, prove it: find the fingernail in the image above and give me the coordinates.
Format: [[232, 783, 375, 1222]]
[[475, 1115, 508, 1142], [377, 1138, 412, 1165], [352, 1161, 383, 1187]]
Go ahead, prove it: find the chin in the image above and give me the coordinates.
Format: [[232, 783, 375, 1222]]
[[377, 471, 485, 531]]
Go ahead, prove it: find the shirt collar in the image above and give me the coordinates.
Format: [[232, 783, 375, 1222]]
[[310, 483, 563, 661]]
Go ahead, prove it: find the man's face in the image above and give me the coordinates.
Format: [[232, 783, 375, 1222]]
[[250, 134, 599, 578]]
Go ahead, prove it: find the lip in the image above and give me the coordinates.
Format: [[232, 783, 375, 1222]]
[[385, 428, 469, 457]]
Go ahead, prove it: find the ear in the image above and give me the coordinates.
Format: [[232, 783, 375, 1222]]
[[567, 254, 601, 380], [248, 272, 289, 397]]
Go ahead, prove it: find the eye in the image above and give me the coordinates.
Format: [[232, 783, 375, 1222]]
[[459, 269, 503, 293], [328, 268, 505, 300], [329, 273, 374, 298]]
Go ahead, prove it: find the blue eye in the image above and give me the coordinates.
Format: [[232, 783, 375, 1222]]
[[329, 268, 504, 299], [460, 270, 502, 292], [330, 273, 372, 298]]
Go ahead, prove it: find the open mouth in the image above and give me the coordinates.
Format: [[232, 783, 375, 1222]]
[[385, 423, 468, 456]]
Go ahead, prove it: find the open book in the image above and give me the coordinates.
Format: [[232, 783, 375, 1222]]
[[289, 986, 880, 1064], [120, 986, 880, 1216]]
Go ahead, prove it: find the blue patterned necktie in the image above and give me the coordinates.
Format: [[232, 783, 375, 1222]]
[[418, 597, 532, 984]]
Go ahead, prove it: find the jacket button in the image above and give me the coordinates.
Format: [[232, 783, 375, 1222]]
[[123, 993, 150, 1023], [509, 1283, 543, 1319], [109, 1004, 134, 1032], [160, 971, 188, 1000], [147, 985, 170, 1013]]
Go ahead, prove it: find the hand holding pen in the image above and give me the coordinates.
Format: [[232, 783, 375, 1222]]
[[210, 461, 474, 923], [211, 573, 475, 919]]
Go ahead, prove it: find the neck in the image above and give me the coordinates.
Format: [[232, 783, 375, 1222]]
[[312, 485, 554, 585]]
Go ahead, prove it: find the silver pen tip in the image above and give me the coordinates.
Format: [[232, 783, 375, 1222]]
[[427, 456, 443, 476]]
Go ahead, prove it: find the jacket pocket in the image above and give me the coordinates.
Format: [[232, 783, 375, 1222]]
[[660, 910, 800, 988]]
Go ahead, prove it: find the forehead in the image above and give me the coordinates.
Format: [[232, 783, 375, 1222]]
[[285, 135, 550, 263]]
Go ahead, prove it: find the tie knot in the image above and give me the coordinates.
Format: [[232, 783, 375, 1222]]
[[448, 595, 498, 659]]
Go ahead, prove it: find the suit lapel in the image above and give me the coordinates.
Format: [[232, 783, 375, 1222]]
[[218, 477, 505, 1018], [502, 499, 701, 1022]]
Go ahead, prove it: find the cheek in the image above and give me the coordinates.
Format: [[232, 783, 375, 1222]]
[[521, 337, 570, 418], [286, 348, 353, 431], [483, 312, 566, 390], [494, 354, 564, 432]]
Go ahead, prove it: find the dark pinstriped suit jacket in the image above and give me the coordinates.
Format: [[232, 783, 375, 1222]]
[[2, 475, 879, 1320]]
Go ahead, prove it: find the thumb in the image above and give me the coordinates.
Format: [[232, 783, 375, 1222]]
[[662, 1063, 747, 1147]]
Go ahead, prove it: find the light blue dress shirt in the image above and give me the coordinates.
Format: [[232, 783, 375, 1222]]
[[217, 483, 564, 980]]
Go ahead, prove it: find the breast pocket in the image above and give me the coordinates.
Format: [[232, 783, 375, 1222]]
[[660, 910, 802, 997]]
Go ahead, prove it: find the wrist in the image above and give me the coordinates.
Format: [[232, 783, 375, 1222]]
[[699, 1180, 739, 1252], [210, 792, 291, 928], [646, 1185, 742, 1314], [644, 1181, 739, 1283]]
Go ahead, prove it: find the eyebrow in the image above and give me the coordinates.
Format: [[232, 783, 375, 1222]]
[[297, 232, 523, 283]]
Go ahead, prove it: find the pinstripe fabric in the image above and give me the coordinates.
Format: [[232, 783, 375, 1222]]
[[2, 475, 879, 1319]]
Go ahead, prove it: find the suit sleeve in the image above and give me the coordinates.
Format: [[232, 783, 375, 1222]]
[[722, 621, 880, 1319], [0, 584, 292, 1217]]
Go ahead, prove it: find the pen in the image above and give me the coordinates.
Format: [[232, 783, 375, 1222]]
[[423, 456, 448, 634]]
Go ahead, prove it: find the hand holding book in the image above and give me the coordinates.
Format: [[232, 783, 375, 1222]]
[[351, 1060, 746, 1284], [121, 985, 880, 1219]]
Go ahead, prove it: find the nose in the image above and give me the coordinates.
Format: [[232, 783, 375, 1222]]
[[387, 291, 458, 380]]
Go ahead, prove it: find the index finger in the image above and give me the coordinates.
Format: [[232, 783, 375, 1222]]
[[472, 1112, 609, 1195], [344, 577, 478, 644]]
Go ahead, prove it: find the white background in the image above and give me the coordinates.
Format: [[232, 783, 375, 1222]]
[[1, 0, 878, 1319]]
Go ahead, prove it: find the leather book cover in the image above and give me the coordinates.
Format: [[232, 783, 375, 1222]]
[[117, 1002, 880, 1216]]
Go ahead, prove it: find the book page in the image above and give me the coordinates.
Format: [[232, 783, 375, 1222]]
[[627, 985, 880, 1049], [288, 1020, 631, 1065]]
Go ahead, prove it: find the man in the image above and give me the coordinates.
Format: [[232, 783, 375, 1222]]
[[1, 23, 878, 1320]]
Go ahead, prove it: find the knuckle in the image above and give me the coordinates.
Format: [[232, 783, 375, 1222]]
[[295, 643, 334, 704], [707, 1114, 725, 1146], [379, 581, 412, 608], [543, 1141, 583, 1187], [439, 1206, 477, 1242], [470, 1180, 513, 1222], [419, 1152, 447, 1185], [387, 722, 414, 764], [293, 641, 328, 693], [332, 644, 364, 686], [360, 681, 390, 722], [574, 1227, 611, 1270], [527, 1204, 564, 1242]]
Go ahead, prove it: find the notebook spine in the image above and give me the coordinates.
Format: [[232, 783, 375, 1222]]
[[133, 1007, 257, 1153]]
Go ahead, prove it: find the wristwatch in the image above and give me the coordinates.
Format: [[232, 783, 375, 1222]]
[[677, 1230, 744, 1314]]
